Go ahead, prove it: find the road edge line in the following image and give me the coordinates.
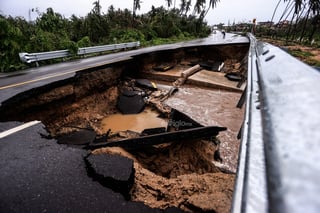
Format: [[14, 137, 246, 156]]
[[0, 121, 41, 139]]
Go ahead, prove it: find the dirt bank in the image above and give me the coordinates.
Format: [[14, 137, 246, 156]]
[[93, 139, 235, 213]]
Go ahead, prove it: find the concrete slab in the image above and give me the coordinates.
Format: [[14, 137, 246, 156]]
[[143, 68, 243, 92], [142, 69, 182, 82], [188, 70, 243, 92]]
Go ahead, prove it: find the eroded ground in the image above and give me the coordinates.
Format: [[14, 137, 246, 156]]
[[0, 44, 248, 212]]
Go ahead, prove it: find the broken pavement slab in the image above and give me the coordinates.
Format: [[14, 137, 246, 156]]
[[142, 66, 243, 92], [89, 126, 227, 150], [57, 129, 97, 145], [0, 121, 172, 212], [188, 70, 243, 92], [85, 153, 135, 198]]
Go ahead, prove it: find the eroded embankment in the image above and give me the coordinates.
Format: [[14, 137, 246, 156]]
[[0, 44, 248, 212]]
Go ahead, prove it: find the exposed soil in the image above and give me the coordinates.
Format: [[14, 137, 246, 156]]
[[93, 140, 235, 213], [0, 66, 123, 136]]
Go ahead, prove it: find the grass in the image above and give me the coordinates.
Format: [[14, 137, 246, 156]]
[[288, 48, 314, 58], [287, 48, 320, 66], [260, 37, 320, 67]]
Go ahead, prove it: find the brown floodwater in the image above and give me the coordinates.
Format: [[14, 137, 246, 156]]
[[164, 86, 244, 173], [100, 108, 168, 134]]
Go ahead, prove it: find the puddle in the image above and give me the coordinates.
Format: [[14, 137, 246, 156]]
[[100, 108, 168, 134]]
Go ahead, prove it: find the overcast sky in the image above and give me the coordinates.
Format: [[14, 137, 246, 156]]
[[0, 0, 289, 25]]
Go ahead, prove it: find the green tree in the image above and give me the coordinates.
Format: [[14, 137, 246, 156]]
[[0, 16, 25, 72], [1, 2, 215, 72], [36, 8, 67, 35]]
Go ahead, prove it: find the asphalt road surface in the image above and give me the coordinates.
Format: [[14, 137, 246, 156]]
[[0, 121, 184, 212], [0, 33, 249, 104]]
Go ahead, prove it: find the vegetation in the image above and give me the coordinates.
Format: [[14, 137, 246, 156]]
[[257, 0, 320, 45], [0, 1, 216, 72], [2, 0, 318, 72], [288, 48, 320, 66]]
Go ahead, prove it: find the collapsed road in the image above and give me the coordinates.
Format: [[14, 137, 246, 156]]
[[0, 32, 249, 212]]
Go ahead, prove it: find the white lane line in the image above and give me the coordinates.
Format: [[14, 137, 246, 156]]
[[0, 121, 41, 139]]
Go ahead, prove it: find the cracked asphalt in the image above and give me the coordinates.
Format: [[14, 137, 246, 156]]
[[0, 122, 170, 212]]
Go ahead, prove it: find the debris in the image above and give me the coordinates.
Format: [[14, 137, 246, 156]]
[[181, 64, 202, 79], [117, 94, 145, 114], [190, 61, 224, 71], [214, 149, 223, 163], [236, 86, 246, 108], [135, 79, 158, 91], [146, 97, 172, 116], [85, 154, 134, 199], [141, 127, 167, 136], [156, 84, 175, 92], [172, 65, 202, 89], [153, 64, 175, 72], [89, 126, 227, 150], [57, 129, 96, 145], [168, 109, 202, 131], [121, 90, 142, 97], [118, 130, 141, 139], [225, 72, 242, 81]]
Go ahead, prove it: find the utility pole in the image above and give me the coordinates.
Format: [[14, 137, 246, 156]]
[[98, 0, 100, 15]]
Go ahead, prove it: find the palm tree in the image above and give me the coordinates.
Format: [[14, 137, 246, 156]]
[[194, 0, 220, 19], [285, 0, 320, 15], [133, 0, 142, 15], [132, 0, 142, 27], [92, 1, 101, 15]]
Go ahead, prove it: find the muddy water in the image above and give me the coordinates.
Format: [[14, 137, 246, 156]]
[[165, 86, 244, 173], [100, 108, 167, 134]]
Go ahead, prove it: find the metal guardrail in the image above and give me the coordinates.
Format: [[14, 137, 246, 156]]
[[19, 50, 70, 64], [232, 34, 320, 213], [232, 33, 267, 213], [19, 41, 140, 64]]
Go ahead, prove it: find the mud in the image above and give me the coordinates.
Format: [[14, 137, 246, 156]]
[[0, 44, 248, 212], [100, 108, 168, 134]]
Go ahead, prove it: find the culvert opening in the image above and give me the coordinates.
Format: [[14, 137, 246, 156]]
[[0, 44, 248, 213]]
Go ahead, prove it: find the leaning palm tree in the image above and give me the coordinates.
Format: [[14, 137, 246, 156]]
[[132, 0, 142, 26], [194, 0, 220, 19], [166, 0, 173, 9], [277, 0, 320, 42], [133, 0, 142, 16], [285, 0, 320, 15]]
